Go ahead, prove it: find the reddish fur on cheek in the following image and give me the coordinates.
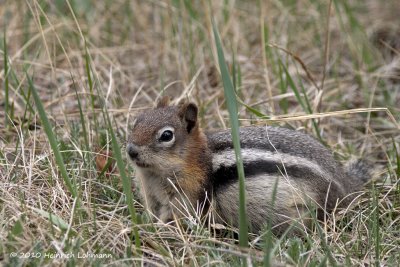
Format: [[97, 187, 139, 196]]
[[130, 127, 154, 146]]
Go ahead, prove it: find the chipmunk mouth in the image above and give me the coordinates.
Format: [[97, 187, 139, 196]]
[[134, 161, 150, 168]]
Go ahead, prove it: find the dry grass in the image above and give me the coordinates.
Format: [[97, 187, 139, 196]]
[[0, 0, 399, 266]]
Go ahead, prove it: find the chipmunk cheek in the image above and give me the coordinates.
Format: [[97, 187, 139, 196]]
[[157, 154, 184, 168]]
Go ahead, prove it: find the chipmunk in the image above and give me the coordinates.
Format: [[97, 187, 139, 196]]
[[126, 96, 372, 234]]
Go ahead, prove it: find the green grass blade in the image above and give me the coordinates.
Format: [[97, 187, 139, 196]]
[[97, 157, 114, 179], [9, 68, 35, 115], [13, 73, 32, 157], [393, 138, 400, 178], [279, 59, 306, 111], [105, 113, 141, 250], [28, 74, 77, 198], [277, 62, 289, 114], [263, 176, 279, 267], [232, 53, 237, 92], [372, 183, 380, 267], [237, 98, 269, 119], [307, 202, 337, 267], [85, 44, 94, 95], [4, 30, 10, 128], [84, 42, 98, 127], [279, 60, 325, 143], [87, 40, 141, 249], [212, 20, 248, 248], [31, 207, 70, 231], [71, 76, 90, 154], [298, 82, 324, 142]]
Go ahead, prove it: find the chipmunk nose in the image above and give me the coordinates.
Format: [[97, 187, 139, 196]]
[[127, 143, 139, 160]]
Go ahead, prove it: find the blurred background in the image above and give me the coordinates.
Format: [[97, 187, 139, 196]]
[[1, 0, 399, 148]]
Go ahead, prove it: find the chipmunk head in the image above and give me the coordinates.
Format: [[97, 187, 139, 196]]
[[127, 96, 202, 173]]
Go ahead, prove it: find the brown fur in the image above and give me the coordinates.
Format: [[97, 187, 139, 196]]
[[127, 99, 372, 234], [127, 100, 212, 221]]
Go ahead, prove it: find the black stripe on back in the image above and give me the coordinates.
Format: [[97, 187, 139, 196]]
[[212, 159, 322, 191]]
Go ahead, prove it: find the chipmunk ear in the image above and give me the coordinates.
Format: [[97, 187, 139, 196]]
[[178, 102, 198, 133], [156, 96, 170, 108]]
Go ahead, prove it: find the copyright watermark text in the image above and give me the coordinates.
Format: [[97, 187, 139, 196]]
[[9, 252, 112, 259]]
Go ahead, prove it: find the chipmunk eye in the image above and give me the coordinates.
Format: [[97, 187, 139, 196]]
[[159, 130, 174, 142]]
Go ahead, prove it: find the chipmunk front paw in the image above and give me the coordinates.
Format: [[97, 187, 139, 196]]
[[158, 206, 174, 223]]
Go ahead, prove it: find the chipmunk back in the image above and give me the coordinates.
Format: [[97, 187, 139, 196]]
[[127, 97, 372, 234], [207, 127, 369, 233]]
